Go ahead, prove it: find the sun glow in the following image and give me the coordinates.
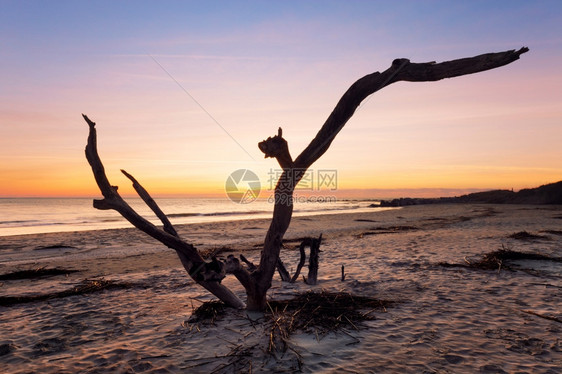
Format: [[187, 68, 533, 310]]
[[1, 2, 561, 198]]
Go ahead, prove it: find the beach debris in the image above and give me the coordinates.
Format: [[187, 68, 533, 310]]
[[277, 234, 322, 284], [33, 337, 67, 356], [239, 254, 257, 271], [0, 342, 16, 356], [33, 244, 78, 251], [0, 267, 78, 281], [82, 47, 528, 312], [357, 225, 418, 238], [185, 290, 393, 360], [540, 230, 562, 236], [0, 278, 135, 307], [508, 231, 550, 241], [521, 309, 562, 324], [265, 290, 392, 355], [276, 257, 292, 282], [439, 246, 562, 273], [304, 235, 321, 285], [187, 300, 226, 325]]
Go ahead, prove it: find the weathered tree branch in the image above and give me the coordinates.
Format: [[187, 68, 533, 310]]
[[258, 127, 294, 169], [290, 241, 307, 283], [83, 114, 245, 309], [294, 47, 528, 169], [276, 258, 292, 282], [84, 47, 527, 312], [255, 47, 528, 310], [121, 169, 178, 236], [305, 234, 322, 285]]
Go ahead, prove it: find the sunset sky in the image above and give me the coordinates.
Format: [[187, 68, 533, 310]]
[[1, 1, 561, 198]]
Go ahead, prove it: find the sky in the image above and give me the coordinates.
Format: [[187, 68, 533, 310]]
[[0, 0, 561, 198]]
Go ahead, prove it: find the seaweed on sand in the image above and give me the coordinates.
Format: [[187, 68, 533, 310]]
[[188, 300, 226, 325], [540, 230, 562, 236], [0, 278, 134, 307], [0, 267, 78, 281], [180, 292, 395, 372], [34, 245, 78, 251], [267, 291, 392, 334], [439, 246, 562, 272], [508, 231, 549, 241], [187, 290, 393, 355], [265, 291, 393, 354], [357, 225, 418, 238]]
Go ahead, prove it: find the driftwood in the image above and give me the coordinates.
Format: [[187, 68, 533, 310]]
[[83, 47, 527, 311], [84, 115, 245, 309], [276, 258, 291, 282], [290, 242, 307, 283], [291, 235, 323, 285], [281, 235, 323, 284]]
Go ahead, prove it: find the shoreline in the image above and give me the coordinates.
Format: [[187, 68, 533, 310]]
[[0, 199, 389, 238], [1, 204, 561, 372]]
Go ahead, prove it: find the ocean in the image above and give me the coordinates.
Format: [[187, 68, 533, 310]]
[[0, 197, 384, 237]]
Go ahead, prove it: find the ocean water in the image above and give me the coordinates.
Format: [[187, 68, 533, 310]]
[[0, 197, 383, 237]]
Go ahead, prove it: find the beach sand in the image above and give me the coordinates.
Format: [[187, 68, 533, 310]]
[[0, 204, 561, 373]]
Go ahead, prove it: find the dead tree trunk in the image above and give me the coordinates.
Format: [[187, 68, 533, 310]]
[[279, 236, 322, 284], [83, 47, 527, 311], [305, 235, 322, 285]]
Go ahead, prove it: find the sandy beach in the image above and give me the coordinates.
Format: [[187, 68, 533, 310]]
[[1, 203, 561, 373]]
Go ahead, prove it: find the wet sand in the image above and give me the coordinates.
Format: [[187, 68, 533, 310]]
[[0, 204, 561, 373]]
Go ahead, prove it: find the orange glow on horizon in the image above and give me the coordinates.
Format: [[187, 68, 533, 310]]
[[1, 3, 561, 199]]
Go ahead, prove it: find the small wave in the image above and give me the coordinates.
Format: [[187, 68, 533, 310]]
[[0, 220, 41, 226], [294, 205, 361, 213], [168, 210, 268, 218], [0, 220, 65, 228]]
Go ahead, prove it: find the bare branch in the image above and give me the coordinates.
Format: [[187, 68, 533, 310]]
[[276, 258, 291, 282], [225, 255, 253, 290], [258, 127, 294, 169], [289, 242, 307, 283], [121, 169, 178, 237], [83, 47, 527, 312], [255, 48, 528, 309], [83, 115, 245, 309], [239, 254, 257, 272], [294, 47, 528, 169], [305, 234, 322, 285]]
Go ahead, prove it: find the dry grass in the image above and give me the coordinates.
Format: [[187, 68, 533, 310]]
[[265, 291, 393, 354], [187, 290, 394, 357]]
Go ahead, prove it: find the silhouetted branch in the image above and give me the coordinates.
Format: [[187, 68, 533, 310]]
[[290, 242, 307, 283], [305, 234, 322, 285], [276, 258, 292, 282], [258, 127, 294, 169], [83, 114, 245, 309], [121, 169, 178, 236], [294, 47, 528, 168], [255, 47, 528, 310], [84, 47, 527, 312]]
